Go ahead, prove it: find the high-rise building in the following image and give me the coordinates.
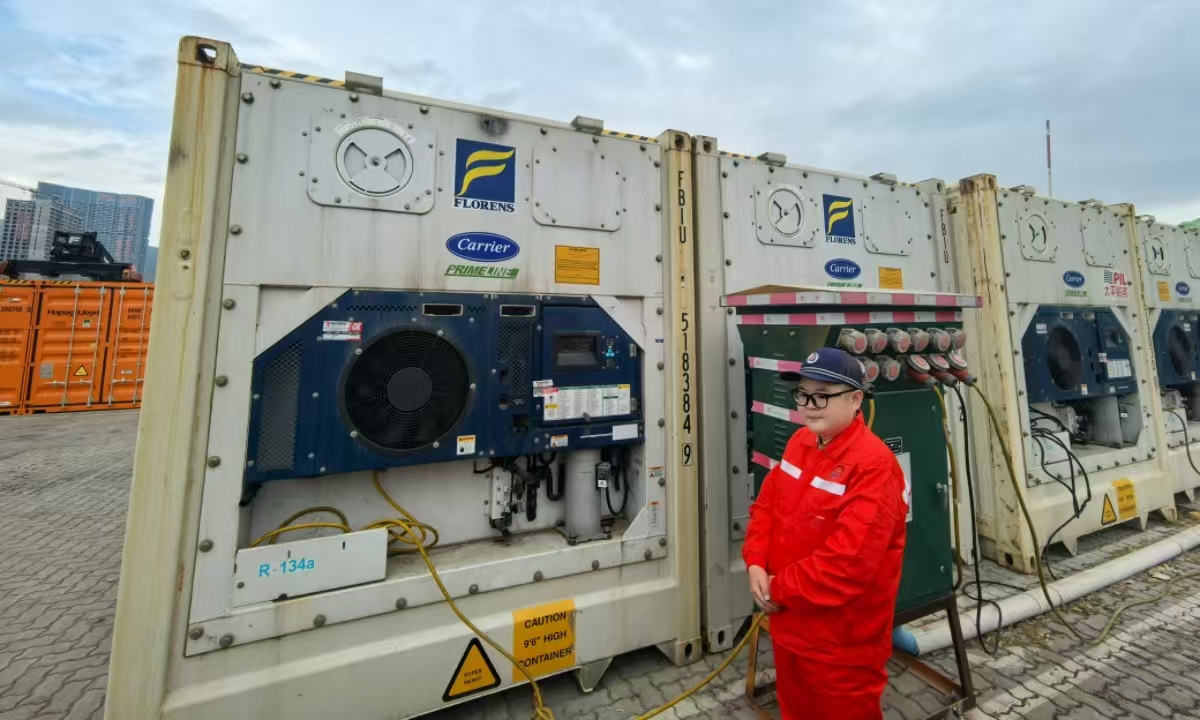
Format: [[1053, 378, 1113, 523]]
[[143, 245, 158, 282], [36, 183, 154, 273], [0, 197, 83, 261]]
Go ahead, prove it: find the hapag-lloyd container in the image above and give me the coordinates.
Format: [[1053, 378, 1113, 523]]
[[0, 281, 37, 412], [103, 284, 154, 405], [26, 283, 112, 408]]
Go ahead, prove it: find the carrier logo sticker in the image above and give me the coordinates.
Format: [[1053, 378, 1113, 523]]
[[822, 195, 856, 244], [1178, 282, 1192, 297], [454, 139, 516, 213], [442, 637, 501, 702], [447, 232, 519, 263], [1062, 270, 1087, 297], [824, 258, 862, 284], [1103, 270, 1130, 299]]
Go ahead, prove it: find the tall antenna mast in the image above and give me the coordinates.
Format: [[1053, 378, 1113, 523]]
[[1046, 120, 1053, 198]]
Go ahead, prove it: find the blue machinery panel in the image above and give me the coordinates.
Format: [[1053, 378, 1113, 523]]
[[1022, 306, 1136, 404], [1153, 310, 1200, 388], [244, 291, 643, 483]]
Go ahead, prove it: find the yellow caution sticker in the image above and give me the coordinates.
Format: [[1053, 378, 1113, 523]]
[[1101, 495, 1117, 525], [512, 599, 576, 682], [442, 637, 500, 702], [554, 246, 600, 285], [1158, 281, 1172, 302], [73, 366, 88, 377], [1113, 479, 1137, 520], [878, 267, 904, 290]]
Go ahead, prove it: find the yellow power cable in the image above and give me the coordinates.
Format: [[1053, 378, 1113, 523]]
[[633, 613, 765, 720], [932, 387, 966, 590], [867, 397, 876, 430]]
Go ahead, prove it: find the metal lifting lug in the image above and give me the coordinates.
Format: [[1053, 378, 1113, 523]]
[[571, 116, 604, 134], [757, 152, 787, 167], [344, 71, 383, 96], [871, 172, 898, 186]]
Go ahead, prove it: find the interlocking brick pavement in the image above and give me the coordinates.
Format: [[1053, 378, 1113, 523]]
[[0, 411, 136, 720], [3, 409, 1200, 720]]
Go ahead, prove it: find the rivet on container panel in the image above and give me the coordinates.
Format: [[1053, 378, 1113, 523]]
[[198, 539, 214, 552], [313, 615, 326, 628], [241, 92, 254, 104], [236, 154, 248, 164], [395, 598, 407, 610], [269, 79, 281, 89], [214, 375, 228, 387], [533, 571, 544, 582], [222, 299, 236, 309], [188, 626, 204, 640], [644, 549, 653, 561], [230, 225, 242, 235], [207, 456, 221, 468], [219, 634, 234, 648]]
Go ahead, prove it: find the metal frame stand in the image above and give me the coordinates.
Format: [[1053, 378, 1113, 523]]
[[743, 594, 976, 719]]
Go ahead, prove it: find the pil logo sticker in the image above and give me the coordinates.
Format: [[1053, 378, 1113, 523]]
[[454, 139, 516, 213], [823, 194, 856, 244]]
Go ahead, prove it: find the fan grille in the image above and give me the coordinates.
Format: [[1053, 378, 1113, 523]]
[[256, 341, 303, 471], [343, 330, 471, 451], [498, 321, 533, 406], [1169, 324, 1192, 378], [1047, 326, 1083, 391]]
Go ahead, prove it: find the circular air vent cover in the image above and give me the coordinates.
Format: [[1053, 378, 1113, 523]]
[[341, 330, 471, 453], [1047, 325, 1083, 391], [335, 128, 414, 197], [1169, 324, 1192, 378]]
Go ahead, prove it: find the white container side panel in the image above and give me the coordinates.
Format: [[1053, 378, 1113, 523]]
[[1137, 220, 1200, 311], [997, 194, 1135, 307], [224, 73, 663, 297], [717, 156, 950, 294]]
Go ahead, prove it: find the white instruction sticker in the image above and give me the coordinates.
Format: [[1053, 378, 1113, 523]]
[[457, 435, 476, 455], [1081, 384, 1089, 396], [542, 385, 631, 421], [550, 435, 568, 449], [320, 320, 363, 342], [613, 424, 639, 441], [533, 379, 553, 388], [1036, 323, 1048, 335]]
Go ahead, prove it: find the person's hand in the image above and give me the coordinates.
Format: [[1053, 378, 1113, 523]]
[[748, 565, 780, 614]]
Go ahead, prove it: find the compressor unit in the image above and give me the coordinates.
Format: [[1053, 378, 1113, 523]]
[[246, 291, 643, 483], [1132, 214, 1200, 501]]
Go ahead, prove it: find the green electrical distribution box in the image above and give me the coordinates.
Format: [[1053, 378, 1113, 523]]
[[724, 287, 982, 616]]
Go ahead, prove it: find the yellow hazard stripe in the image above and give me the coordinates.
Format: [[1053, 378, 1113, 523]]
[[241, 64, 345, 89], [718, 150, 755, 161], [601, 130, 658, 143]]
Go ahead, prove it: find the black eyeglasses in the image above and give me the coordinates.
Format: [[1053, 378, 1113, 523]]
[[792, 389, 856, 409]]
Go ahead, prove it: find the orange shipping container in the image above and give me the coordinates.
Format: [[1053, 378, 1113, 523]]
[[101, 284, 154, 406], [0, 281, 37, 412], [27, 283, 113, 409]]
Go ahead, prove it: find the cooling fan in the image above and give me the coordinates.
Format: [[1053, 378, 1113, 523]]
[[340, 330, 473, 454]]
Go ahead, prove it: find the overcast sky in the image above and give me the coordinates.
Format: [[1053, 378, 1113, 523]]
[[2, 0, 1197, 246]]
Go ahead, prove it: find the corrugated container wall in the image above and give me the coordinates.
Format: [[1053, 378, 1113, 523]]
[[0, 281, 38, 412], [102, 284, 154, 406], [27, 283, 114, 409]]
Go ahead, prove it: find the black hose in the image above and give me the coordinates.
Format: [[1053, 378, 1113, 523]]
[[1030, 428, 1093, 580], [1170, 409, 1200, 478], [1029, 405, 1070, 434], [605, 454, 629, 517], [951, 385, 1004, 655]]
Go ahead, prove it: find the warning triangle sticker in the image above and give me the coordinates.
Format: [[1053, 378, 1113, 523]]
[[73, 366, 88, 377], [442, 637, 501, 702], [1101, 495, 1117, 525]]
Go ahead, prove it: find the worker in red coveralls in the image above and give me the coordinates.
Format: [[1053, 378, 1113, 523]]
[[743, 347, 908, 720]]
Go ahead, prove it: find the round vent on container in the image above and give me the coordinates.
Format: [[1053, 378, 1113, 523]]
[[335, 128, 414, 197], [1169, 324, 1193, 378], [1047, 326, 1083, 391], [341, 330, 471, 452]]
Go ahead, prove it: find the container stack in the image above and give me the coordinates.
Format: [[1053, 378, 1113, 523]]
[[0, 278, 153, 414]]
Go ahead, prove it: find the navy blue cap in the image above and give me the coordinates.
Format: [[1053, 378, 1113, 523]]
[[780, 347, 865, 391]]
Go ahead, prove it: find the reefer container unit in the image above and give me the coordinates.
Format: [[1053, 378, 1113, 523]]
[[106, 37, 700, 720], [0, 280, 37, 413], [948, 176, 1176, 574], [691, 139, 979, 653], [1128, 212, 1200, 501]]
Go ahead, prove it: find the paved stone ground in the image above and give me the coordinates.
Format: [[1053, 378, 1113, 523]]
[[2, 410, 1200, 720]]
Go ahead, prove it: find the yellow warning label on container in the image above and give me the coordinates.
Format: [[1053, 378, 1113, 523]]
[[1158, 281, 1172, 302], [73, 366, 88, 377], [1101, 495, 1117, 525], [554, 246, 600, 285], [1114, 479, 1137, 520], [512, 599, 576, 682], [442, 637, 500, 702], [879, 267, 904, 290]]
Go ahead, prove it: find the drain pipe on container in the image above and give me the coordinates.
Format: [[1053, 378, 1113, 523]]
[[893, 524, 1200, 655]]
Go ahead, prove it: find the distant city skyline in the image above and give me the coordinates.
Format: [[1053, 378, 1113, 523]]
[[0, 197, 82, 262]]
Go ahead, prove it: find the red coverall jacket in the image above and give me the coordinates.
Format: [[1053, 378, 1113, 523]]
[[742, 413, 908, 668]]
